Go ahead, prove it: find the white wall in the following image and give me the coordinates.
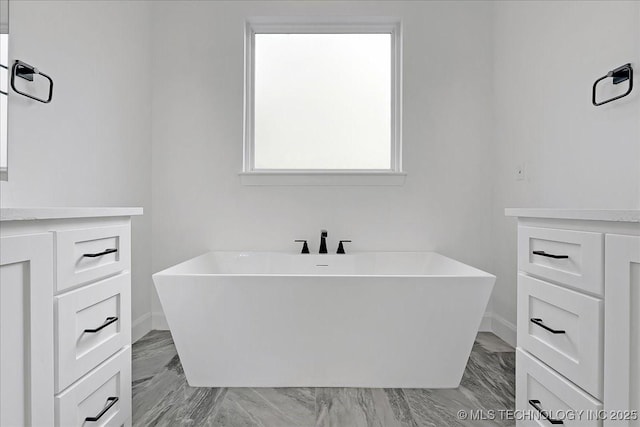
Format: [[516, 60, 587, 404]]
[[0, 1, 153, 339], [491, 0, 640, 342], [4, 1, 636, 345], [150, 1, 496, 327]]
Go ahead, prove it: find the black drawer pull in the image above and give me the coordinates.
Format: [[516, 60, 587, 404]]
[[530, 318, 566, 334], [529, 399, 564, 425], [83, 248, 117, 258], [85, 396, 119, 422], [84, 316, 118, 333], [532, 250, 568, 259]]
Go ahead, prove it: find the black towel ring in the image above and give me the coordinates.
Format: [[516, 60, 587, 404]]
[[592, 63, 633, 106], [10, 60, 53, 104]]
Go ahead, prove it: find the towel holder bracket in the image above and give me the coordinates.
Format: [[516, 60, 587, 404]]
[[14, 61, 36, 82], [610, 64, 631, 85]]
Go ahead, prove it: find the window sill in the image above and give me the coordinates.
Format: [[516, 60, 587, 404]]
[[239, 171, 406, 186]]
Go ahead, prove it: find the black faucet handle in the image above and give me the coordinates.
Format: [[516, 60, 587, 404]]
[[337, 240, 352, 254], [294, 240, 310, 254]]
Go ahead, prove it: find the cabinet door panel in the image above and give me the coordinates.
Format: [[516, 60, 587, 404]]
[[604, 234, 640, 427], [0, 233, 54, 426], [518, 226, 604, 295], [516, 349, 602, 427], [518, 274, 603, 399], [56, 273, 131, 391], [55, 225, 130, 293]]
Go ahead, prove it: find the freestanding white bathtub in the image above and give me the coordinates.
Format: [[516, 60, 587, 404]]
[[153, 251, 495, 388]]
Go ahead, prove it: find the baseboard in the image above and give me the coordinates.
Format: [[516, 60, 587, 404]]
[[478, 312, 493, 332], [152, 311, 169, 330], [491, 313, 517, 347], [132, 312, 152, 343]]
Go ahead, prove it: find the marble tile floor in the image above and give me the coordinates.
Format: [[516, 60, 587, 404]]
[[132, 331, 515, 427]]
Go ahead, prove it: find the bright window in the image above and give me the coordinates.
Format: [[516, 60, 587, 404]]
[[243, 19, 402, 179]]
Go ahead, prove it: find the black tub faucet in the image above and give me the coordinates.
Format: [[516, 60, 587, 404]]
[[319, 230, 328, 254], [337, 240, 352, 254], [294, 240, 310, 254]]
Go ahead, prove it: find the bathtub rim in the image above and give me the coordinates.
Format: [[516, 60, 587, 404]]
[[152, 250, 496, 279]]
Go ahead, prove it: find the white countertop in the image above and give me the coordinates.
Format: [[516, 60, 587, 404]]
[[0, 207, 143, 221], [505, 208, 640, 223]]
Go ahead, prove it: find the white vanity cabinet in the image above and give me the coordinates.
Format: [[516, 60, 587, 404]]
[[507, 209, 640, 427], [605, 233, 640, 427], [0, 207, 141, 427], [0, 232, 54, 427]]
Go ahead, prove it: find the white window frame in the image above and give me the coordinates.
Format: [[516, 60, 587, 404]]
[[241, 17, 404, 186]]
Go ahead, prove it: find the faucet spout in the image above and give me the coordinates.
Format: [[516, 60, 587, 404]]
[[319, 230, 328, 254]]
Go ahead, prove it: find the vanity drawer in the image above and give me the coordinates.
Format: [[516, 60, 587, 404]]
[[516, 349, 602, 426], [518, 274, 603, 399], [56, 273, 131, 392], [518, 226, 603, 296], [56, 347, 131, 427], [55, 225, 131, 292]]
